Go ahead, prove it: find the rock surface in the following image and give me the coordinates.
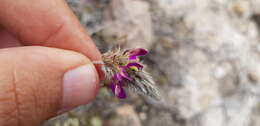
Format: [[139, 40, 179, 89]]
[[102, 0, 153, 49], [43, 0, 260, 126], [105, 105, 141, 126]]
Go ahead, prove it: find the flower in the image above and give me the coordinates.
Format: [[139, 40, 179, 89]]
[[104, 48, 148, 99], [128, 48, 148, 60], [125, 62, 144, 71], [100, 48, 159, 99], [109, 74, 126, 99]]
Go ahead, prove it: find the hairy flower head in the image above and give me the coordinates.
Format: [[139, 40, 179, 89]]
[[99, 48, 160, 99]]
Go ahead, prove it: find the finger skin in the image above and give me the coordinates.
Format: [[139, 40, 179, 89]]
[[0, 29, 21, 48], [0, 46, 99, 126], [0, 0, 101, 61]]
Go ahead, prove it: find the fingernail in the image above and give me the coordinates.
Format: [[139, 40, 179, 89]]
[[58, 64, 99, 114]]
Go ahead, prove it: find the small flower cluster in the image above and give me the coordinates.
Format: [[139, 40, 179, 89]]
[[100, 48, 159, 99]]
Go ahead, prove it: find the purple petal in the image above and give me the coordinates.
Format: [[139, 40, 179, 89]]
[[129, 48, 148, 60], [130, 48, 148, 56], [114, 73, 123, 81], [120, 69, 133, 80], [110, 82, 116, 93], [129, 56, 138, 60], [115, 84, 126, 99], [110, 82, 126, 99], [126, 62, 143, 69]]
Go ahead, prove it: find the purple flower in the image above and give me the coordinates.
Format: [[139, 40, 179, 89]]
[[118, 62, 144, 81], [128, 48, 148, 60], [110, 75, 126, 99], [119, 69, 132, 81], [115, 73, 123, 81], [107, 48, 148, 99], [110, 83, 126, 99], [100, 48, 160, 99], [125, 62, 143, 70]]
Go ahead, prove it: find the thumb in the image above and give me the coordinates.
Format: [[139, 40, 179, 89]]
[[0, 46, 99, 126]]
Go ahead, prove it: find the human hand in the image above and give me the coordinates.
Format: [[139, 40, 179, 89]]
[[0, 0, 101, 126]]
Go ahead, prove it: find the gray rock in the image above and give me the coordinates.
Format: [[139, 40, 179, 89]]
[[149, 0, 260, 126], [44, 0, 260, 126], [102, 0, 154, 49], [106, 105, 142, 126]]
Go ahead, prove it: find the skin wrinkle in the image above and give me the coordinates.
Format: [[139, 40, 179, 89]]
[[32, 81, 38, 124], [0, 95, 11, 102], [41, 23, 65, 46], [39, 72, 63, 116], [12, 64, 20, 126], [4, 111, 16, 124], [0, 42, 99, 126], [0, 0, 102, 62], [0, 99, 17, 125]]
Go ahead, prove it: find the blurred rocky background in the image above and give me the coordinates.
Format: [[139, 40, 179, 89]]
[[42, 0, 260, 126]]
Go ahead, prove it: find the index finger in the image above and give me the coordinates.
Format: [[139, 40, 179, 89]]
[[0, 0, 101, 61]]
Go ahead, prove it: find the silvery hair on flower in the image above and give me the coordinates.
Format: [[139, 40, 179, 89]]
[[93, 48, 160, 99]]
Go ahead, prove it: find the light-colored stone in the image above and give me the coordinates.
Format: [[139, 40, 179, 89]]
[[153, 0, 260, 126], [102, 0, 153, 49], [106, 105, 142, 126], [45, 1, 260, 126]]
